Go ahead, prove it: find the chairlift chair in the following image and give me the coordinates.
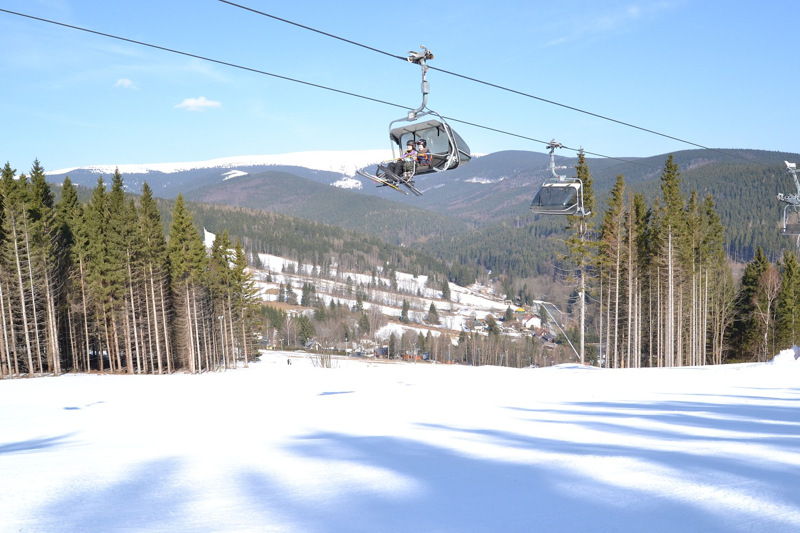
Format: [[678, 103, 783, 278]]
[[357, 46, 471, 196], [388, 46, 471, 174], [530, 140, 590, 217], [389, 117, 471, 174]]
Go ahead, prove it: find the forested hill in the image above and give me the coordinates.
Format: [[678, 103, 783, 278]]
[[151, 197, 456, 284], [183, 170, 469, 245], [415, 149, 800, 282], [49, 147, 800, 280]]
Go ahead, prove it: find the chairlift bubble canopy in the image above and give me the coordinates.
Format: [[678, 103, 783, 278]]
[[389, 117, 471, 173], [530, 180, 584, 215], [529, 140, 590, 217]]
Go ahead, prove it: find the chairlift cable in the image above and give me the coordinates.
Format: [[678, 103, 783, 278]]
[[217, 0, 407, 62], [217, 0, 773, 168], [0, 8, 632, 166], [0, 8, 408, 113]]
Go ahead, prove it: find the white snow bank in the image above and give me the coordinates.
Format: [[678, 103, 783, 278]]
[[769, 346, 800, 366]]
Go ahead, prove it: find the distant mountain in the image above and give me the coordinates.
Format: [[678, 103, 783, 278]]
[[47, 150, 393, 198], [182, 170, 470, 245], [46, 147, 800, 266]]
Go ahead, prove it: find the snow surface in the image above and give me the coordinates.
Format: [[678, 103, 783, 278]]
[[2, 350, 799, 532], [48, 150, 394, 178]]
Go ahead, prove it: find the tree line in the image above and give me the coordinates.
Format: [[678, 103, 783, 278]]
[[0, 161, 260, 377], [570, 153, 799, 366]]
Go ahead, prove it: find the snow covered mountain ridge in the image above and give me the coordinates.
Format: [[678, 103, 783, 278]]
[[48, 149, 395, 178]]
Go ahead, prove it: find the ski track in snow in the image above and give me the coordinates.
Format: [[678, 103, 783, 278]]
[[1, 350, 799, 532]]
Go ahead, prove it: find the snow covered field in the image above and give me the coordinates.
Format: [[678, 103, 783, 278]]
[[2, 351, 799, 532]]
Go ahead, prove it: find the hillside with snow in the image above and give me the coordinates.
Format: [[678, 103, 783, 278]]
[[249, 249, 534, 346], [49, 149, 394, 178]]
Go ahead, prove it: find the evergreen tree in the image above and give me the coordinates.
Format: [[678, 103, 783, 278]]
[[296, 315, 315, 345], [733, 246, 770, 360], [441, 279, 451, 301], [428, 302, 440, 324], [486, 314, 500, 336], [231, 237, 260, 367], [775, 251, 800, 349], [597, 174, 626, 368], [138, 182, 172, 373], [167, 194, 208, 372], [358, 312, 370, 335]]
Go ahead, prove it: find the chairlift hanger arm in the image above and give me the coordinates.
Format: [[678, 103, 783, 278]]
[[547, 139, 565, 181], [406, 46, 432, 121]]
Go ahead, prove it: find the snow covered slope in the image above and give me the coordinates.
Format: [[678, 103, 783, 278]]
[[2, 350, 799, 532]]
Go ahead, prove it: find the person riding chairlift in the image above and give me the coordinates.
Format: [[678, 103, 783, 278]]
[[415, 139, 431, 168], [381, 140, 418, 181]]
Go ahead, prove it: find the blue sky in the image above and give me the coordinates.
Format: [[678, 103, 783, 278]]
[[1, 0, 798, 171]]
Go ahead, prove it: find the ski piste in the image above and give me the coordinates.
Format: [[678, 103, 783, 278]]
[[356, 167, 422, 196]]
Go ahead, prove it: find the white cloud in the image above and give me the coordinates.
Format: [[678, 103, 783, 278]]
[[114, 78, 137, 90], [175, 96, 222, 111], [542, 1, 683, 48]]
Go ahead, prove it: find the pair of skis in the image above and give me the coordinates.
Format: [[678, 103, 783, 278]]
[[357, 166, 422, 196]]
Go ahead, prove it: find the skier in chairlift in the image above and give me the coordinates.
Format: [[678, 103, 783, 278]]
[[380, 139, 417, 182]]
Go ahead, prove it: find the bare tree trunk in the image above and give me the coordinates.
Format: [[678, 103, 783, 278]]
[[657, 267, 663, 368], [598, 270, 604, 368], [21, 220, 45, 373], [605, 270, 612, 368], [648, 277, 653, 367], [0, 278, 10, 376], [79, 257, 91, 372], [227, 294, 236, 369], [44, 268, 60, 374], [11, 214, 35, 375], [613, 235, 621, 368], [111, 311, 123, 373], [145, 267, 159, 373], [185, 284, 195, 374], [123, 302, 133, 373], [241, 308, 249, 368], [703, 268, 709, 365], [8, 287, 20, 376], [67, 309, 78, 372], [127, 255, 141, 373], [667, 231, 674, 367], [626, 220, 633, 368]]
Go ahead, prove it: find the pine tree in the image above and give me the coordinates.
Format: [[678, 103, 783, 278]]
[[775, 251, 800, 349], [441, 279, 451, 301], [734, 246, 770, 360], [167, 194, 208, 372], [597, 174, 626, 368], [138, 182, 172, 373], [428, 302, 440, 324], [231, 238, 259, 367]]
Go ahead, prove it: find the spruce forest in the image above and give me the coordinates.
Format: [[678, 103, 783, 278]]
[[0, 161, 261, 377], [1, 150, 798, 379]]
